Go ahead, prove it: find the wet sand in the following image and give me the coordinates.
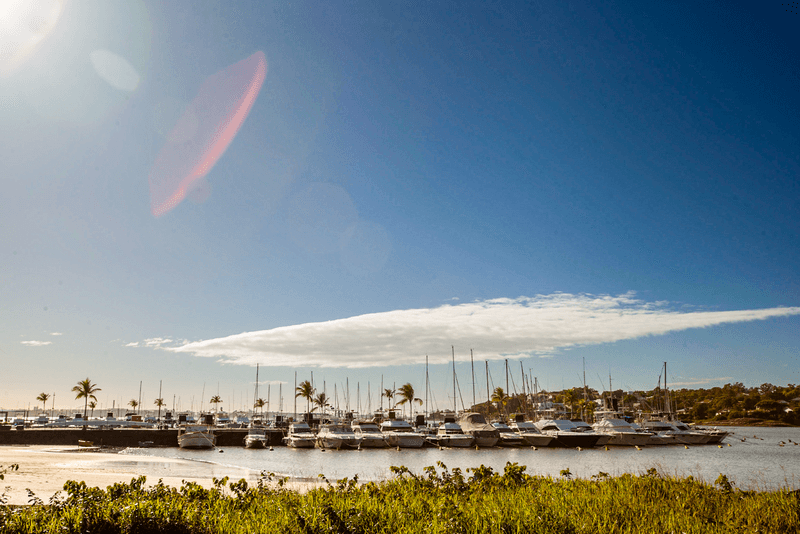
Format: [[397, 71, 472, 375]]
[[0, 446, 317, 505]]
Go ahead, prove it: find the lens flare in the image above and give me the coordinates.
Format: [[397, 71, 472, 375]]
[[0, 0, 63, 76], [149, 51, 267, 217], [89, 49, 140, 92]]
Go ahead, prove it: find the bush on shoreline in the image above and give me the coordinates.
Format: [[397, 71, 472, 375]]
[[1, 462, 799, 533]]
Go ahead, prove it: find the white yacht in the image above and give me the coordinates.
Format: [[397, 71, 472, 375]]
[[457, 412, 499, 447], [283, 422, 316, 448], [534, 419, 601, 448], [491, 422, 526, 447], [570, 419, 611, 446], [429, 421, 474, 448], [640, 419, 711, 445], [215, 413, 232, 428], [234, 414, 251, 428], [178, 425, 216, 449], [692, 425, 729, 444], [592, 418, 652, 446], [316, 423, 361, 449], [352, 421, 389, 448], [508, 420, 555, 447], [32, 414, 50, 426], [244, 428, 268, 449], [379, 418, 426, 448]]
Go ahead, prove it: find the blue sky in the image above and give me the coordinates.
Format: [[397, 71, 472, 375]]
[[1, 0, 799, 415]]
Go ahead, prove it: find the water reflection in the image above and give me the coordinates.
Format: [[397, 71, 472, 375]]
[[124, 426, 800, 490]]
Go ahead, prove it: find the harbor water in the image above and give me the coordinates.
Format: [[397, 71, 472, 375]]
[[119, 426, 800, 491]]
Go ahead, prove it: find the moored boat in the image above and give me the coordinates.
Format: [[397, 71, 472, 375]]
[[491, 422, 526, 447], [508, 419, 555, 447], [592, 417, 653, 447], [571, 419, 611, 446], [692, 425, 729, 444], [352, 421, 389, 448], [534, 419, 601, 448], [640, 419, 711, 445], [379, 418, 425, 448], [177, 425, 216, 449], [316, 423, 361, 450], [283, 422, 316, 448], [428, 421, 475, 448], [457, 412, 499, 447], [244, 428, 268, 449]]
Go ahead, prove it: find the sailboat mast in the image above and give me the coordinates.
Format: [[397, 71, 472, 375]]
[[505, 359, 509, 394], [520, 361, 527, 414], [470, 349, 476, 409], [485, 360, 490, 408], [425, 355, 429, 419], [254, 364, 259, 415], [664, 361, 671, 417], [451, 346, 456, 413]]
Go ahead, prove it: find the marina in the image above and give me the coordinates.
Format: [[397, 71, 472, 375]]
[[116, 425, 800, 491]]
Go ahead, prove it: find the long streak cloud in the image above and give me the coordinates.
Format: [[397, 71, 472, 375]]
[[163, 293, 800, 368]]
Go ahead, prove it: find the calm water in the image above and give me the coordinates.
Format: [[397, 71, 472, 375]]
[[121, 427, 800, 490]]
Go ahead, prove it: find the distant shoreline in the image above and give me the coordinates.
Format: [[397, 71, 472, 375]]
[[693, 418, 798, 427]]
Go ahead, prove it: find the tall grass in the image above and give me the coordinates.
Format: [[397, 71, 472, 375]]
[[1, 462, 798, 533]]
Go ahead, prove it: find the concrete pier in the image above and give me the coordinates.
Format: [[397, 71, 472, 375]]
[[0, 428, 285, 447]]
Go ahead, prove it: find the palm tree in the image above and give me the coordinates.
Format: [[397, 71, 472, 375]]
[[295, 380, 315, 415], [582, 399, 595, 423], [491, 387, 509, 415], [209, 395, 222, 414], [154, 398, 165, 422], [72, 378, 101, 419], [396, 383, 422, 419], [254, 398, 266, 419], [128, 399, 139, 412], [36, 393, 50, 413], [382, 388, 396, 411], [88, 401, 97, 419], [312, 392, 331, 416], [562, 388, 579, 418]]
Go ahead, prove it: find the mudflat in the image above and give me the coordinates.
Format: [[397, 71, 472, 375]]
[[0, 445, 315, 505]]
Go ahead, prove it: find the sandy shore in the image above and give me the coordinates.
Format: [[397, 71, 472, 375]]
[[0, 446, 318, 505]]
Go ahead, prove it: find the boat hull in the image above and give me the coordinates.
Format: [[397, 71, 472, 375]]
[[284, 436, 316, 448], [547, 432, 600, 448], [517, 433, 555, 447], [358, 435, 389, 448], [317, 437, 361, 450], [244, 437, 268, 449], [383, 433, 425, 448], [602, 432, 652, 447], [431, 435, 475, 448], [178, 431, 215, 449], [496, 434, 526, 447]]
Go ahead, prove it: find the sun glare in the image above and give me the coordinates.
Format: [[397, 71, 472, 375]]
[[0, 0, 63, 76]]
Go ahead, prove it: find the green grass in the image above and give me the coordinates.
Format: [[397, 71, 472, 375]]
[[2, 462, 799, 533]]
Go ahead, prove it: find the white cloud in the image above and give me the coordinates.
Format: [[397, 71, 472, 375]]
[[21, 340, 52, 347], [125, 338, 175, 349], [669, 377, 734, 388], [161, 293, 800, 369], [50, 332, 62, 336]]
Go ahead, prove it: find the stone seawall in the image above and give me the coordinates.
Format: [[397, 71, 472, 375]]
[[0, 428, 286, 447]]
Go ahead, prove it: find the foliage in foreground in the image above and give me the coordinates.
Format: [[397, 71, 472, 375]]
[[1, 462, 799, 533]]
